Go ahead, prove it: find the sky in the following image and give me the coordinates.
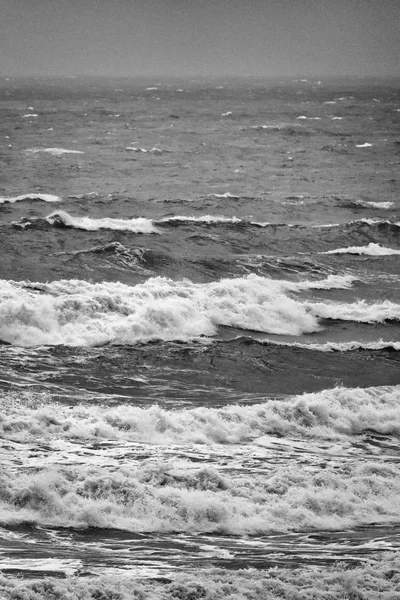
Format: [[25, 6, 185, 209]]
[[1, 0, 399, 78]]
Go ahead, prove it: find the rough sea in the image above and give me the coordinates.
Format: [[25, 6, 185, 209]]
[[0, 76, 399, 599]]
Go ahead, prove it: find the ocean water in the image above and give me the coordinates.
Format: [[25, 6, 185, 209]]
[[0, 76, 400, 599]]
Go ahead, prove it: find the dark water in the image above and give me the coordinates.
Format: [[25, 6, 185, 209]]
[[0, 76, 399, 598]]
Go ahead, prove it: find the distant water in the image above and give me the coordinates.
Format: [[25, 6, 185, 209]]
[[0, 76, 399, 599]]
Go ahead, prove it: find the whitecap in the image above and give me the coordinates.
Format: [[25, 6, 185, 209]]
[[258, 338, 400, 353], [26, 148, 84, 155], [208, 192, 240, 199], [249, 221, 272, 227], [349, 199, 394, 209], [356, 143, 373, 148], [313, 218, 400, 229], [0, 193, 61, 204], [45, 211, 159, 234], [306, 298, 400, 323], [322, 243, 400, 256], [359, 218, 400, 226], [158, 215, 242, 224]]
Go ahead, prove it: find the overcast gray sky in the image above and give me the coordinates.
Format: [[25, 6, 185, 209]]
[[1, 0, 399, 77]]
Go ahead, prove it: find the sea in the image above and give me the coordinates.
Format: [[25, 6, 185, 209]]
[[0, 76, 399, 599]]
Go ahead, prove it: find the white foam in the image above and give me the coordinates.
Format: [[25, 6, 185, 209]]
[[1, 274, 353, 346], [45, 211, 159, 233], [26, 148, 84, 155], [22, 113, 38, 117], [0, 193, 61, 204], [356, 143, 373, 148], [221, 111, 232, 116], [322, 243, 400, 256]]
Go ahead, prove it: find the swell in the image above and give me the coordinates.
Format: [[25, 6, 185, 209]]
[[3, 214, 400, 287], [10, 211, 400, 234], [1, 340, 400, 402]]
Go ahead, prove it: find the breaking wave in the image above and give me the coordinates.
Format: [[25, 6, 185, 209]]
[[1, 385, 399, 445], [1, 384, 400, 534], [0, 460, 399, 535], [0, 555, 398, 600], [0, 274, 358, 346]]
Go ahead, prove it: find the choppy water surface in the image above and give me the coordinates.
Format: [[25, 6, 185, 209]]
[[0, 76, 399, 598]]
